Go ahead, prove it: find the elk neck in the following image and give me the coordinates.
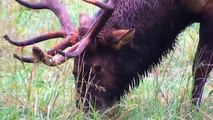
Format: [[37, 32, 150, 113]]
[[96, 0, 198, 80]]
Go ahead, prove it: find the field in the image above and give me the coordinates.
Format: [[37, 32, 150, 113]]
[[0, 0, 213, 119]]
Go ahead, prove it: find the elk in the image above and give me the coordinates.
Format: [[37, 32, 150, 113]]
[[3, 0, 213, 111]]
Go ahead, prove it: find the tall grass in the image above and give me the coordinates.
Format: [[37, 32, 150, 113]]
[[0, 0, 213, 119]]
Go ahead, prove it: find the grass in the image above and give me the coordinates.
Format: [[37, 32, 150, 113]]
[[0, 0, 213, 119]]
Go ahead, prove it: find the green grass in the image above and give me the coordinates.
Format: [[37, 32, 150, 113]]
[[0, 0, 213, 119]]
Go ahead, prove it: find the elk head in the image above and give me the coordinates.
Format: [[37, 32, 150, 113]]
[[4, 0, 135, 110]]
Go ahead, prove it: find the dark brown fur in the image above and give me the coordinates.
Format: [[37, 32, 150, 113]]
[[74, 0, 213, 111]]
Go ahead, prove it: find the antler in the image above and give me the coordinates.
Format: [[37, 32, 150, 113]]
[[3, 0, 77, 64], [58, 0, 118, 58], [4, 0, 117, 66]]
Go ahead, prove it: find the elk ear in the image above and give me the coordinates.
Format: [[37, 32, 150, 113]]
[[79, 13, 93, 26], [112, 29, 135, 50]]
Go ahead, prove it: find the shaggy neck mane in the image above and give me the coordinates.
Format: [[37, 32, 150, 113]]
[[99, 0, 196, 87]]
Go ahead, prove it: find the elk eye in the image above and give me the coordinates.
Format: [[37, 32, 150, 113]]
[[93, 65, 102, 74]]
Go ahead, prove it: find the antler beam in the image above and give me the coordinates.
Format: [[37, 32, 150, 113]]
[[58, 0, 118, 58]]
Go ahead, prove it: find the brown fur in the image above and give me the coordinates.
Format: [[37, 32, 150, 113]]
[[74, 0, 213, 111]]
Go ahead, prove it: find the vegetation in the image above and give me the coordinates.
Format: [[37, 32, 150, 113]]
[[0, 0, 212, 119]]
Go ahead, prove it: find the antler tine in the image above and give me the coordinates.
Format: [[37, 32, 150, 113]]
[[58, 0, 118, 58], [16, 0, 48, 9], [83, 0, 115, 10], [13, 54, 38, 63], [14, 46, 68, 66], [3, 31, 66, 46]]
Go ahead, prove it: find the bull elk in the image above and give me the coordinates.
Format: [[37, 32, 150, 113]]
[[3, 0, 213, 111]]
